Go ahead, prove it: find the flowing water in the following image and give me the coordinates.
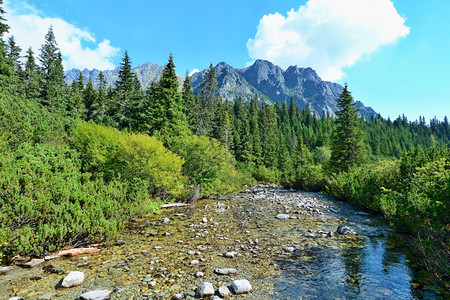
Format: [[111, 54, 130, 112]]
[[0, 185, 448, 299]]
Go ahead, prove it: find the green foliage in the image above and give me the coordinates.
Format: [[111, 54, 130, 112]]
[[170, 135, 249, 197], [72, 122, 186, 199], [329, 84, 366, 172], [294, 164, 328, 191], [0, 143, 158, 261]]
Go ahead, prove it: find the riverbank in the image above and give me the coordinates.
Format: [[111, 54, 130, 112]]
[[1, 185, 447, 299]]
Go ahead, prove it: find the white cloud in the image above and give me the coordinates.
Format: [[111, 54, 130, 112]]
[[247, 0, 410, 81], [4, 0, 120, 70], [188, 68, 200, 76]]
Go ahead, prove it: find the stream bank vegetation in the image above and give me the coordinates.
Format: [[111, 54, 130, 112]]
[[0, 2, 448, 284]]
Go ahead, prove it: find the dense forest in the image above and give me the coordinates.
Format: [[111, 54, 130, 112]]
[[0, 2, 448, 282]]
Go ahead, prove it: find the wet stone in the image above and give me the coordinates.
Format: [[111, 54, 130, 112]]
[[276, 214, 290, 220], [80, 289, 112, 300], [195, 272, 204, 278], [214, 268, 237, 275], [197, 282, 214, 297], [21, 258, 45, 268], [0, 266, 16, 274], [40, 292, 55, 299], [173, 293, 185, 299], [283, 247, 296, 253], [337, 225, 357, 235]]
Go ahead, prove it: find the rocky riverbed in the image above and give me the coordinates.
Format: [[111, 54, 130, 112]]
[[0, 185, 448, 299]]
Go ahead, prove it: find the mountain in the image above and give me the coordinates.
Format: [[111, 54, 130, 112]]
[[65, 59, 377, 119]]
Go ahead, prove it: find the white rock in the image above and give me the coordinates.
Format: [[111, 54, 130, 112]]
[[21, 258, 45, 268], [218, 285, 231, 298], [197, 282, 214, 297], [61, 271, 85, 288], [80, 290, 112, 300], [214, 268, 237, 275], [276, 214, 290, 220], [231, 279, 252, 294]]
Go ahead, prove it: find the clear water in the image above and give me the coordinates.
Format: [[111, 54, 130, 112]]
[[0, 186, 447, 299]]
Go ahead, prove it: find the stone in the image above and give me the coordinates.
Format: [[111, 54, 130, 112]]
[[337, 225, 357, 235], [276, 214, 290, 220], [283, 247, 296, 253], [197, 282, 214, 297], [231, 279, 252, 294], [21, 258, 45, 268], [195, 271, 204, 278], [202, 217, 208, 223], [143, 277, 153, 282], [8, 297, 24, 300], [163, 232, 171, 236], [225, 251, 237, 258], [40, 293, 55, 299], [0, 266, 16, 274], [61, 271, 85, 287], [218, 285, 230, 298], [190, 260, 199, 265], [163, 217, 171, 224], [214, 268, 237, 275], [212, 297, 221, 300], [173, 294, 185, 300], [80, 290, 112, 300]]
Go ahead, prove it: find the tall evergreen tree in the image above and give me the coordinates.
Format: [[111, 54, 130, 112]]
[[196, 63, 219, 136], [182, 73, 200, 132], [145, 54, 189, 139], [90, 71, 108, 123], [39, 26, 66, 109], [0, 0, 12, 90], [23, 47, 41, 99], [84, 77, 97, 120], [329, 84, 366, 172]]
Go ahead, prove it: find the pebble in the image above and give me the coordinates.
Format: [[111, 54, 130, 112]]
[[231, 279, 252, 294], [197, 282, 214, 297], [61, 271, 85, 288], [164, 232, 171, 236], [225, 251, 237, 258], [337, 225, 357, 235], [218, 285, 230, 298], [195, 272, 204, 278], [0, 266, 15, 274], [40, 292, 55, 299], [80, 289, 112, 300], [276, 214, 290, 220], [283, 247, 296, 253], [163, 217, 170, 224], [9, 297, 24, 300], [173, 293, 185, 299], [190, 260, 199, 265], [214, 268, 237, 275]]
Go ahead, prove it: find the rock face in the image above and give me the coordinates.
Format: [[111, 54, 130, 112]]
[[61, 271, 85, 288], [197, 282, 214, 297], [80, 290, 112, 300], [231, 279, 252, 295]]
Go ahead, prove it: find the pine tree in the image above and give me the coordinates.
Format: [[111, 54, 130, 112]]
[[90, 71, 108, 123], [23, 47, 41, 99], [6, 36, 24, 95], [182, 73, 200, 132], [145, 54, 189, 139], [329, 84, 366, 172], [39, 26, 66, 109], [84, 77, 97, 120], [196, 63, 218, 136], [0, 0, 12, 90]]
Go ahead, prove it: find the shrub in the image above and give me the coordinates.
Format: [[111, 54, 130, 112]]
[[170, 135, 249, 197], [72, 122, 186, 199], [294, 164, 327, 191], [0, 143, 158, 261]]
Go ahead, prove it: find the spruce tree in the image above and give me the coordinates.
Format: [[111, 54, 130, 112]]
[[84, 77, 97, 120], [329, 84, 366, 172], [90, 71, 107, 123], [24, 47, 41, 99], [0, 0, 12, 89], [182, 73, 200, 132], [39, 26, 66, 109], [196, 63, 218, 136], [146, 54, 189, 139]]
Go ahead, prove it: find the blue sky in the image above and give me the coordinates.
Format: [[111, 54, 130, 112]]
[[4, 0, 450, 121]]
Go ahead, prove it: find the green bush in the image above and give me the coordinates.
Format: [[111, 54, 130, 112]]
[[0, 93, 71, 149], [0, 143, 158, 261], [294, 164, 328, 191], [72, 122, 186, 199], [170, 135, 249, 197]]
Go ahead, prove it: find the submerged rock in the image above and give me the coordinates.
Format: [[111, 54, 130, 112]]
[[337, 225, 357, 235], [21, 258, 45, 268], [276, 214, 290, 220], [214, 268, 237, 275], [80, 289, 112, 300]]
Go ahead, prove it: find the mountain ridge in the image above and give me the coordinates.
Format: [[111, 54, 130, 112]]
[[65, 60, 377, 119]]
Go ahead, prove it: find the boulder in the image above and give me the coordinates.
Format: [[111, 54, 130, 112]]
[[231, 279, 252, 294], [197, 282, 214, 297], [61, 271, 85, 287]]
